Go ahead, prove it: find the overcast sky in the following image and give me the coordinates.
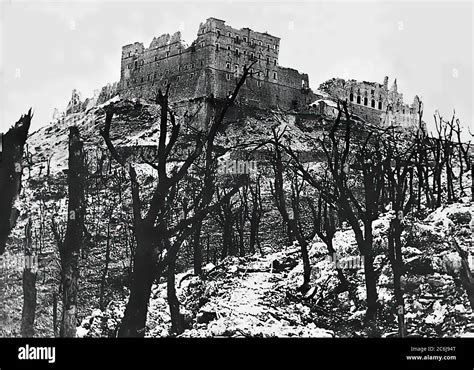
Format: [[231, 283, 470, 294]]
[[1, 0, 472, 136]]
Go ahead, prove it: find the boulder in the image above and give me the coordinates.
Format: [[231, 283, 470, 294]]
[[447, 210, 472, 225], [405, 256, 434, 275]]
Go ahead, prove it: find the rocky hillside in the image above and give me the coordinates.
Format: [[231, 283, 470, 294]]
[[2, 92, 473, 338]]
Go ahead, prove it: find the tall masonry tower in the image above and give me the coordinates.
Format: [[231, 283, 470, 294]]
[[119, 17, 313, 110]]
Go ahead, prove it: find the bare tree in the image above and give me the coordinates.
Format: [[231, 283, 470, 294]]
[[278, 103, 384, 328], [0, 109, 32, 255], [101, 65, 253, 337], [0, 109, 32, 331], [246, 174, 264, 256], [21, 217, 37, 337], [382, 129, 417, 337], [53, 126, 86, 337], [268, 127, 312, 292]]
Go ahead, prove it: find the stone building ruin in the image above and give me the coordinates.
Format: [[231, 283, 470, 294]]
[[319, 76, 423, 128], [118, 17, 314, 111]]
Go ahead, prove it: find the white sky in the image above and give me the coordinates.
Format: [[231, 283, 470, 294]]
[[0, 0, 473, 137]]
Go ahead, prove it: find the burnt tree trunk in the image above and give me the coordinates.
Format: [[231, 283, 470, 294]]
[[388, 217, 406, 337], [21, 218, 37, 337], [0, 110, 31, 254], [58, 126, 86, 337], [117, 223, 165, 337], [192, 221, 203, 275], [99, 219, 112, 311], [361, 222, 378, 325], [0, 110, 31, 331], [53, 292, 58, 337], [167, 244, 185, 335]]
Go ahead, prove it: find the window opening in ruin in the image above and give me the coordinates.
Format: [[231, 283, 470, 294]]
[[216, 44, 219, 51], [364, 97, 368, 106], [273, 72, 277, 79], [217, 29, 221, 36], [378, 101, 382, 110], [244, 36, 248, 42], [349, 93, 353, 101], [357, 95, 361, 104], [371, 99, 375, 108]]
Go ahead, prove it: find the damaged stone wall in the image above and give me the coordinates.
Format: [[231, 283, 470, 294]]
[[320, 76, 421, 127]]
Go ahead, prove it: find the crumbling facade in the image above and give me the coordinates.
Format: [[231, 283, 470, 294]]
[[319, 76, 422, 127], [118, 17, 313, 110]]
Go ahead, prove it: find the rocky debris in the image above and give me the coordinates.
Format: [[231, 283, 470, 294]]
[[75, 200, 473, 338], [77, 301, 126, 338]]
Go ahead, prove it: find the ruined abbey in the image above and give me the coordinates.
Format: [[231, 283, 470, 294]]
[[118, 17, 314, 110], [63, 18, 423, 132]]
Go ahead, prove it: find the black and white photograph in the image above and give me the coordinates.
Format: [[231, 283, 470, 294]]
[[0, 0, 473, 366]]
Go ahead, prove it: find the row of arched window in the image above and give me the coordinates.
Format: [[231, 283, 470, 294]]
[[349, 93, 383, 110]]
